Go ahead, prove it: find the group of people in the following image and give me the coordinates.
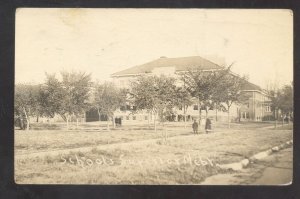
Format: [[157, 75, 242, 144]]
[[283, 114, 292, 123], [192, 118, 212, 134], [14, 116, 28, 130]]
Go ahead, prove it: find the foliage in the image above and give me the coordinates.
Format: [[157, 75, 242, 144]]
[[216, 73, 247, 110], [267, 83, 293, 117], [268, 89, 281, 114], [41, 71, 92, 121], [93, 82, 126, 119], [278, 84, 293, 114], [15, 84, 38, 117], [182, 66, 247, 127], [60, 71, 92, 118], [174, 86, 193, 114], [15, 84, 44, 129], [130, 75, 178, 123], [39, 74, 65, 118]]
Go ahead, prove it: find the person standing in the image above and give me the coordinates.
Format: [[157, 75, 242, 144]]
[[205, 118, 212, 133], [192, 120, 198, 134]]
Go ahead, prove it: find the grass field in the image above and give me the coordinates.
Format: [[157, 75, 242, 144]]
[[14, 121, 293, 184]]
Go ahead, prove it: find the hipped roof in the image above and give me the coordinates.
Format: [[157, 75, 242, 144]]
[[111, 56, 223, 76]]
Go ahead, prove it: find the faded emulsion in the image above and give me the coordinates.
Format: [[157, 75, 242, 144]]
[[14, 8, 293, 185]]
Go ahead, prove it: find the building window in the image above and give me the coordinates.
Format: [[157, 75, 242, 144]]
[[145, 116, 148, 120], [126, 116, 130, 120], [133, 116, 136, 120], [242, 112, 249, 119], [193, 105, 198, 110]]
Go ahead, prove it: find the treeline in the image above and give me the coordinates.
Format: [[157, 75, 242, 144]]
[[268, 83, 293, 126], [14, 68, 293, 131], [15, 71, 93, 130]]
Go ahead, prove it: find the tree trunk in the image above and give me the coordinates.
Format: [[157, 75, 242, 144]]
[[184, 106, 187, 129], [215, 108, 218, 122], [23, 107, 29, 131], [97, 108, 101, 122], [76, 118, 79, 129], [164, 125, 167, 143], [154, 113, 157, 132], [107, 119, 110, 131], [148, 112, 150, 129], [60, 114, 67, 122], [97, 109, 102, 131], [239, 108, 241, 123], [274, 109, 277, 129], [112, 115, 116, 128], [66, 115, 69, 130], [36, 115, 39, 123], [228, 107, 231, 128], [198, 99, 201, 126]]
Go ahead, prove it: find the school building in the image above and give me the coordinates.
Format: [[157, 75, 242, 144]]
[[104, 56, 272, 123]]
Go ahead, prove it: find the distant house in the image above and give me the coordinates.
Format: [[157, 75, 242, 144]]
[[109, 56, 272, 123], [239, 81, 272, 121]]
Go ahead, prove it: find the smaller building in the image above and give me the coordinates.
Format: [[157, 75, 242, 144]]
[[239, 82, 272, 121]]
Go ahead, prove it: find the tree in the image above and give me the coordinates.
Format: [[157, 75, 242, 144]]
[[15, 84, 43, 130], [61, 71, 92, 129], [183, 67, 230, 127], [278, 83, 293, 116], [210, 71, 229, 122], [39, 73, 66, 120], [211, 90, 226, 122], [266, 81, 282, 128], [183, 65, 247, 128], [129, 76, 158, 130], [94, 82, 126, 130], [268, 83, 293, 127], [130, 75, 178, 132], [174, 86, 193, 128], [183, 70, 210, 126], [41, 71, 92, 129], [214, 73, 247, 128]]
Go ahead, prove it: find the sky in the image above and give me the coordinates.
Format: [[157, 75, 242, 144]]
[[15, 8, 293, 89]]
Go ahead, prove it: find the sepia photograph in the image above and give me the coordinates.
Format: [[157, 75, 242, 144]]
[[14, 8, 293, 185]]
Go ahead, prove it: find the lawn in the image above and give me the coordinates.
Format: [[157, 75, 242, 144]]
[[14, 122, 293, 184], [14, 121, 275, 154], [273, 123, 293, 130]]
